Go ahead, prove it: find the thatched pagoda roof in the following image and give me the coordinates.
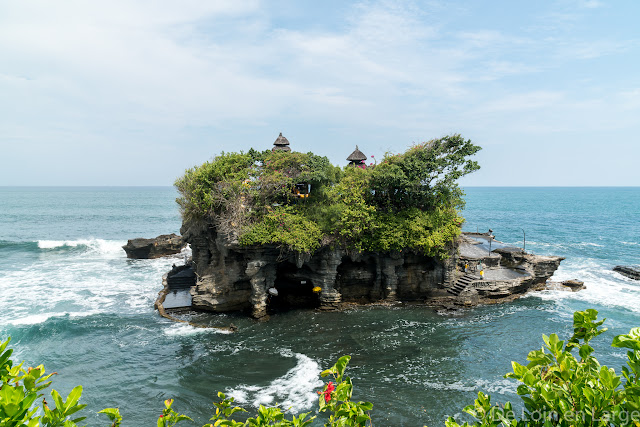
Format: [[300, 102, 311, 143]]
[[347, 145, 367, 162], [272, 132, 291, 152]]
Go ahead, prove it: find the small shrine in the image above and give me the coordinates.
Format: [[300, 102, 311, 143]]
[[272, 132, 291, 152], [347, 145, 367, 167], [293, 183, 310, 199]]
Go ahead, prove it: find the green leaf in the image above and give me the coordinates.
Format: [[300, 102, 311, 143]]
[[51, 389, 64, 411], [356, 414, 370, 423], [579, 344, 594, 360], [98, 407, 123, 423], [64, 385, 83, 412], [612, 330, 640, 351], [358, 401, 373, 411]]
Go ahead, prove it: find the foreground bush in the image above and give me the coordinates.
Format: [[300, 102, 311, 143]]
[[0, 340, 371, 427], [447, 309, 640, 427], [2, 309, 640, 426], [0, 337, 87, 427]]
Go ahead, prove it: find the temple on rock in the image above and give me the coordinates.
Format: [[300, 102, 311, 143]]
[[272, 132, 291, 152], [158, 133, 569, 321], [347, 145, 367, 167]]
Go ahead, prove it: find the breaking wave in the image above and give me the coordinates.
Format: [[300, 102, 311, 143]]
[[226, 352, 324, 413], [37, 239, 126, 256]]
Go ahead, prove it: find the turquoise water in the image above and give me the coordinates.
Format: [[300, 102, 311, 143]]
[[1, 187, 639, 426]]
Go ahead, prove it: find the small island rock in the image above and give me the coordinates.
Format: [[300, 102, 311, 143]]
[[613, 266, 640, 281], [561, 279, 585, 291], [122, 233, 186, 259]]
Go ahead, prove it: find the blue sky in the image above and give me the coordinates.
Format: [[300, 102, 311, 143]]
[[1, 0, 639, 186]]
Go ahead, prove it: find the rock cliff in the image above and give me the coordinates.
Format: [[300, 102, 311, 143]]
[[180, 219, 457, 318], [179, 221, 566, 318]]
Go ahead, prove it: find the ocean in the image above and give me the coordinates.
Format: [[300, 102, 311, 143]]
[[0, 186, 639, 426]]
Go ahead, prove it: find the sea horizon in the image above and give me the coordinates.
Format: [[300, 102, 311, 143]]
[[2, 185, 639, 188]]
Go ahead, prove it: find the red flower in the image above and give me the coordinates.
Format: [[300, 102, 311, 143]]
[[323, 381, 335, 403], [159, 415, 164, 418]]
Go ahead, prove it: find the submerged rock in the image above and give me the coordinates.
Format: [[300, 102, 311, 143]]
[[613, 266, 640, 281], [122, 233, 186, 259]]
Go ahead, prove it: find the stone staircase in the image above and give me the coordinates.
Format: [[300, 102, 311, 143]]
[[447, 273, 479, 296]]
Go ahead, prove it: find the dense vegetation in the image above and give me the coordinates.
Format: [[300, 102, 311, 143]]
[[447, 309, 640, 427], [2, 310, 640, 426], [174, 135, 481, 259]]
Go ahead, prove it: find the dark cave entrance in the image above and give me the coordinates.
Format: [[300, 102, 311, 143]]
[[268, 261, 319, 313]]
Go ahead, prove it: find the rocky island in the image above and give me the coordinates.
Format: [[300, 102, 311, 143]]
[[162, 133, 567, 319]]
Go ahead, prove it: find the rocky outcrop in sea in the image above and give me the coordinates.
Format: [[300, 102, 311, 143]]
[[613, 265, 640, 280], [177, 220, 566, 318], [122, 233, 186, 259]]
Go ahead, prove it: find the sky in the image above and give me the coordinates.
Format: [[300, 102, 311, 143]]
[[1, 0, 639, 186]]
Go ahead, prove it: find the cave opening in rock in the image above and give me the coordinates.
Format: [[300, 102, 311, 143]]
[[268, 261, 319, 313]]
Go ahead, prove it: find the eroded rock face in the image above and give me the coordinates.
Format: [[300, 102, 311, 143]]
[[122, 233, 186, 259], [613, 266, 640, 281], [179, 223, 566, 318], [181, 219, 456, 318]]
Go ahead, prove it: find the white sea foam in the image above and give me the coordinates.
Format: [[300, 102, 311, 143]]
[[226, 352, 323, 412], [0, 241, 187, 327], [530, 261, 640, 314], [6, 311, 97, 326], [163, 324, 232, 336], [37, 239, 126, 257], [8, 313, 57, 325], [38, 240, 76, 249], [527, 241, 604, 250], [423, 378, 517, 395]]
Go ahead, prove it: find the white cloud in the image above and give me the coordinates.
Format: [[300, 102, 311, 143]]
[[0, 0, 639, 185], [581, 0, 603, 9], [482, 91, 565, 113]]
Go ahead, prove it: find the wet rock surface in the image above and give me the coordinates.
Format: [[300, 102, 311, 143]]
[[122, 233, 186, 259], [613, 266, 640, 280], [543, 279, 585, 293]]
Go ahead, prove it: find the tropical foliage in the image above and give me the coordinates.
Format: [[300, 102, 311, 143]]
[[0, 337, 368, 426], [0, 337, 87, 427], [446, 309, 640, 427], [174, 135, 480, 258]]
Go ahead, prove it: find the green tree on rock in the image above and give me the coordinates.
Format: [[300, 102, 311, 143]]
[[175, 135, 481, 257]]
